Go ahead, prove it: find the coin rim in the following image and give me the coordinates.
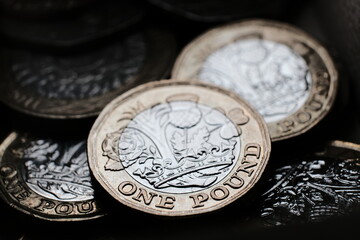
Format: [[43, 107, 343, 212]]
[[328, 140, 360, 152], [0, 131, 106, 221], [171, 19, 338, 141], [87, 79, 271, 216]]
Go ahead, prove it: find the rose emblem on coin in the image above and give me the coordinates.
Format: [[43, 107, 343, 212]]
[[88, 80, 271, 216], [103, 100, 244, 193]]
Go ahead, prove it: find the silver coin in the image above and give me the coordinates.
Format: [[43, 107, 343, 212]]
[[118, 100, 241, 194], [172, 19, 338, 141], [198, 38, 311, 123]]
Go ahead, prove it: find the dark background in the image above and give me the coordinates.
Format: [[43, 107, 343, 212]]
[[1, 0, 360, 239]]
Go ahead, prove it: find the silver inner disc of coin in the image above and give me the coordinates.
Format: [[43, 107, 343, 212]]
[[198, 38, 312, 123], [23, 140, 94, 201], [118, 101, 241, 194]]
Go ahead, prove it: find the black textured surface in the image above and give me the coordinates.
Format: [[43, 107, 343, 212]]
[[0, 0, 144, 48]]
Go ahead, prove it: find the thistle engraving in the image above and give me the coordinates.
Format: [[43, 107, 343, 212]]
[[22, 140, 94, 201], [199, 38, 312, 123], [103, 100, 246, 194]]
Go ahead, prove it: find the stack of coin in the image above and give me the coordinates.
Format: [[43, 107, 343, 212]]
[[0, 1, 359, 239], [85, 18, 339, 216]]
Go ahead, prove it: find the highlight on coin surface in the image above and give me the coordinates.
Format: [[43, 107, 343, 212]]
[[87, 79, 271, 216], [172, 19, 338, 141], [0, 132, 104, 221]]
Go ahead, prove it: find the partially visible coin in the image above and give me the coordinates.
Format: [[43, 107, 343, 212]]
[[0, 132, 104, 221], [261, 140, 360, 226], [0, 0, 143, 48], [172, 19, 338, 141], [147, 0, 290, 22], [0, 26, 176, 119], [87, 80, 271, 216]]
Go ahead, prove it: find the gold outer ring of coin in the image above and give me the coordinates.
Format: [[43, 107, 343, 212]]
[[319, 140, 360, 157], [0, 26, 176, 119], [171, 19, 338, 141], [87, 79, 271, 216], [0, 132, 105, 221]]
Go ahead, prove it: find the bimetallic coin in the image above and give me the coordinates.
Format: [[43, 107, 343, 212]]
[[0, 26, 176, 119], [0, 132, 104, 221], [88, 80, 271, 216], [172, 19, 338, 141], [261, 140, 360, 226]]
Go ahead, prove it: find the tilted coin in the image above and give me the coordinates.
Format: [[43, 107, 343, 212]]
[[261, 140, 360, 226], [172, 19, 338, 141], [0, 26, 176, 119], [88, 80, 271, 216], [0, 0, 143, 48], [0, 132, 104, 221]]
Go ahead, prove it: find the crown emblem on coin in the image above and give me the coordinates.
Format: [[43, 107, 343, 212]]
[[102, 97, 249, 189], [23, 140, 93, 200], [88, 80, 271, 215]]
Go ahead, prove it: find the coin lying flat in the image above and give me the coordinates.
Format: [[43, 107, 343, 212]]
[[0, 26, 176, 119], [88, 80, 271, 216], [172, 19, 338, 141], [261, 140, 360, 226], [0, 132, 104, 221]]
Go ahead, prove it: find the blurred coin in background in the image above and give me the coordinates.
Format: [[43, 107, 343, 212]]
[[0, 26, 176, 119], [172, 19, 338, 141]]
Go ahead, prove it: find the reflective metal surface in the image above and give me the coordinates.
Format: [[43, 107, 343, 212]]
[[172, 19, 338, 141], [199, 38, 311, 123], [88, 80, 271, 216], [0, 132, 104, 221], [10, 33, 146, 100]]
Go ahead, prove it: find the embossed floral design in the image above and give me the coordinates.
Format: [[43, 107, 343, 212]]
[[118, 129, 146, 168], [261, 158, 360, 226], [23, 140, 94, 201], [103, 100, 246, 193], [199, 38, 311, 123]]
